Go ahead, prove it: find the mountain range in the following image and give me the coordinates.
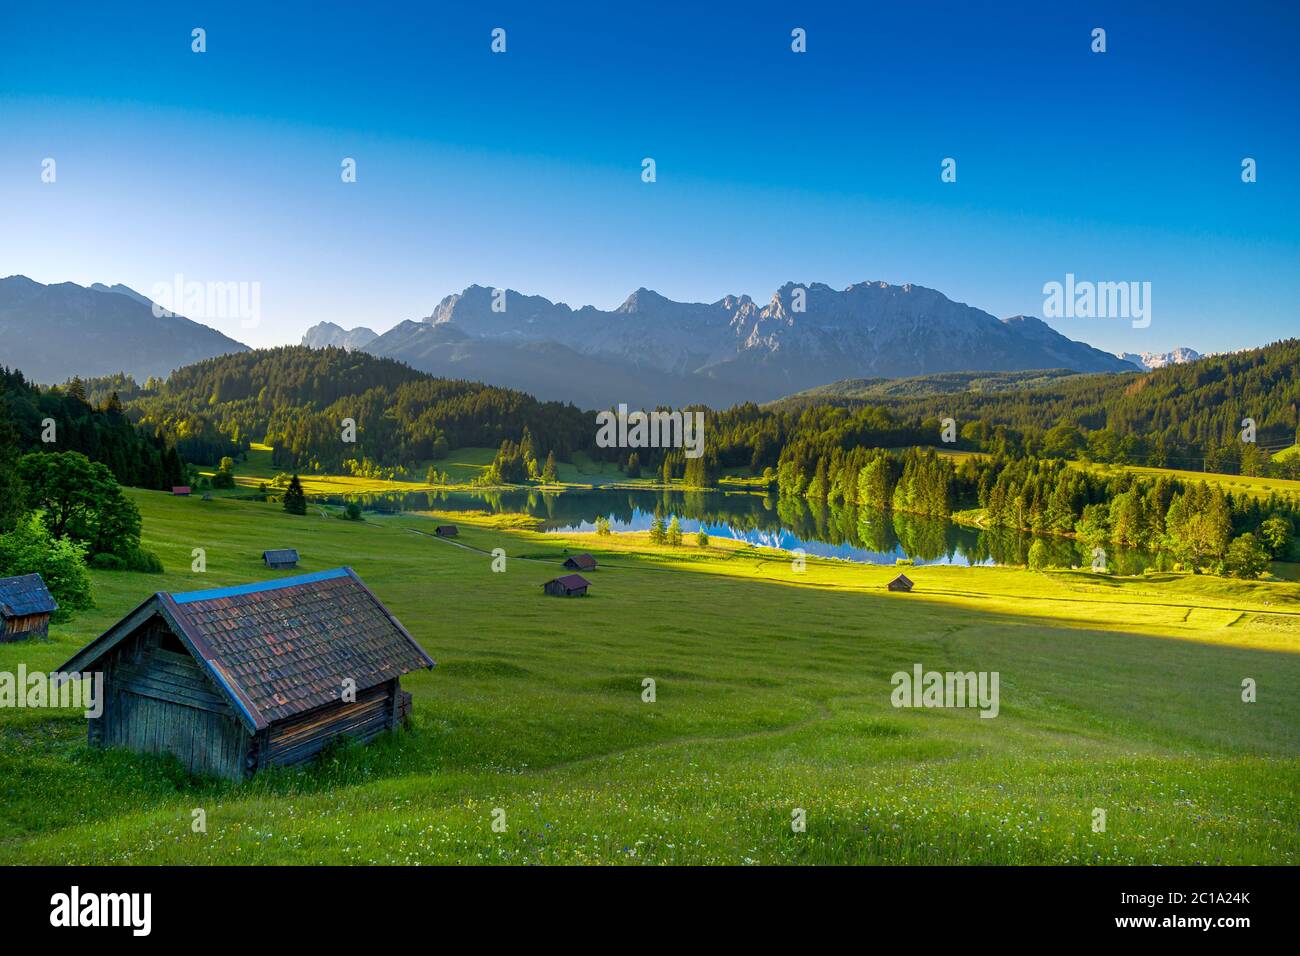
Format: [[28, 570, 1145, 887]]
[[0, 276, 249, 383], [1, 275, 1192, 406], [1116, 348, 1203, 371], [309, 281, 1138, 407]]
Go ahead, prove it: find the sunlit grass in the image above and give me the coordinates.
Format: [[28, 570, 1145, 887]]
[[1, 490, 1296, 864]]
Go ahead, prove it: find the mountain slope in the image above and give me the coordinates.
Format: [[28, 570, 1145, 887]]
[[356, 280, 1134, 406], [0, 276, 249, 383]]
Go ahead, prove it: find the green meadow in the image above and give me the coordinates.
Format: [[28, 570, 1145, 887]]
[[1, 489, 1298, 865]]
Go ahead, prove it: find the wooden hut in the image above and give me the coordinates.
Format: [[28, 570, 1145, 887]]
[[262, 548, 300, 570], [171, 486, 191, 496], [542, 573, 590, 597], [0, 573, 58, 642], [563, 553, 598, 572], [56, 568, 435, 779], [887, 573, 914, 593], [434, 525, 458, 537]]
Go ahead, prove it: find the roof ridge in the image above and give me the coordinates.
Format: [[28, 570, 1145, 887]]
[[169, 567, 350, 605]]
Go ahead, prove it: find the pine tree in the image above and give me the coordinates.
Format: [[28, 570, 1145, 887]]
[[542, 450, 557, 483], [283, 474, 307, 515], [666, 516, 682, 546], [648, 514, 666, 544], [0, 405, 26, 534]]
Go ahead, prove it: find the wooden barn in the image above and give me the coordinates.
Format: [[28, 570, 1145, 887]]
[[434, 525, 458, 537], [542, 573, 589, 597], [57, 567, 435, 779], [171, 486, 191, 496], [262, 548, 300, 570], [887, 573, 915, 593], [563, 553, 598, 572], [0, 573, 58, 642]]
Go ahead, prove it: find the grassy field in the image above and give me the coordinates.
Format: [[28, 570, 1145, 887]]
[[2, 490, 1298, 864], [1071, 459, 1300, 500]]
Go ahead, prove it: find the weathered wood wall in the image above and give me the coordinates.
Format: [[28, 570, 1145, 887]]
[[258, 680, 398, 770], [1, 613, 51, 642], [94, 617, 248, 780]]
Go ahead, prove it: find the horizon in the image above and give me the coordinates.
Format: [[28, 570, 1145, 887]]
[[2, 1, 1297, 355]]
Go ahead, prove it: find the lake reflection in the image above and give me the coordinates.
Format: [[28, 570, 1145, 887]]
[[315, 486, 1156, 571]]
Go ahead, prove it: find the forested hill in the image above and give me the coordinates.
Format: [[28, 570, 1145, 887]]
[[777, 339, 1300, 464], [122, 346, 591, 470], [0, 367, 185, 489]]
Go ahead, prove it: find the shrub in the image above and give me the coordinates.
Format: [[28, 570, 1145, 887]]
[[0, 514, 93, 618], [126, 548, 164, 573]]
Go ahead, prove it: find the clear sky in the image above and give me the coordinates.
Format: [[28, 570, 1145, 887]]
[[1, 0, 1296, 353]]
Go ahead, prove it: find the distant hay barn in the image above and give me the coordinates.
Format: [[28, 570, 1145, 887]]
[[563, 553, 597, 572], [887, 573, 914, 593], [262, 548, 300, 570], [57, 568, 435, 779], [0, 574, 58, 642], [434, 525, 458, 537], [542, 573, 590, 597], [171, 486, 191, 496]]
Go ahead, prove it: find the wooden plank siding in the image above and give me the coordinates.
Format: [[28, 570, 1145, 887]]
[[94, 616, 249, 780], [1, 613, 51, 641], [261, 682, 397, 769]]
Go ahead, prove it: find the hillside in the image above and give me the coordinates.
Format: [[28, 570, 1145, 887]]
[[2, 490, 1296, 864], [776, 338, 1300, 465], [123, 346, 590, 470], [0, 276, 249, 383]]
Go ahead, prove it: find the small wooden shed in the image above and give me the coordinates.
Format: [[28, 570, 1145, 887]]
[[563, 553, 598, 572], [0, 573, 58, 642], [887, 573, 915, 593], [262, 548, 300, 569], [57, 567, 435, 779], [434, 525, 458, 537], [542, 573, 590, 597], [172, 486, 191, 496]]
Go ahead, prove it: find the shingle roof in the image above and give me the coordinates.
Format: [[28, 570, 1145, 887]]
[[60, 568, 434, 730], [564, 553, 597, 570], [262, 549, 300, 562], [545, 574, 590, 590], [0, 573, 58, 617]]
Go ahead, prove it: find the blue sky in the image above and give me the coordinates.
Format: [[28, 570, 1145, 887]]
[[1, 0, 1296, 352]]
